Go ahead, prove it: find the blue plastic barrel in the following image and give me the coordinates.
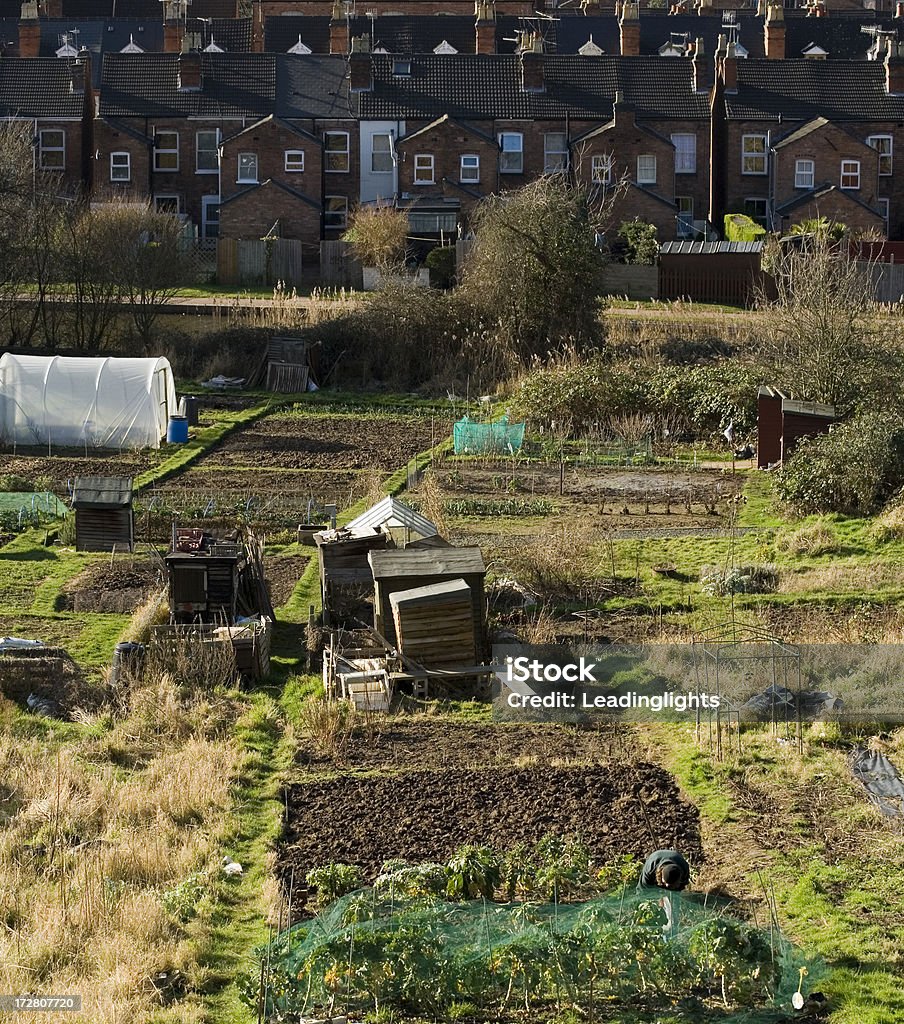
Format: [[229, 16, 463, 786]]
[[167, 415, 189, 444]]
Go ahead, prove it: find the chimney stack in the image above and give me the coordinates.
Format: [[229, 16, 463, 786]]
[[475, 0, 496, 55], [764, 4, 785, 60], [177, 39, 202, 91], [612, 90, 635, 124], [619, 0, 640, 56], [520, 32, 544, 91], [349, 34, 372, 91], [897, 1, 904, 18], [887, 38, 904, 94], [69, 46, 90, 94], [722, 38, 739, 92], [18, 2, 39, 57], [692, 36, 710, 92], [330, 0, 349, 55]]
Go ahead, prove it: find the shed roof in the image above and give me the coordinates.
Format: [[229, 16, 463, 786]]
[[390, 577, 472, 609], [345, 496, 438, 540], [660, 241, 763, 254], [369, 546, 485, 578], [71, 476, 133, 508]]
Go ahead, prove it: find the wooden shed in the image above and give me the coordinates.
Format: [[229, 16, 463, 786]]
[[368, 547, 486, 653], [316, 530, 389, 626], [165, 538, 245, 623], [72, 476, 134, 552], [757, 386, 836, 469], [659, 241, 773, 307], [390, 578, 476, 670]]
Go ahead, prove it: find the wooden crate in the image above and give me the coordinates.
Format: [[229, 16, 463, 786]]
[[390, 578, 476, 669]]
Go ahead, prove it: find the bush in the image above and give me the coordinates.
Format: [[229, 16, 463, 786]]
[[700, 564, 779, 595], [425, 245, 456, 288], [776, 519, 840, 557], [724, 214, 766, 243], [775, 413, 904, 516], [870, 495, 904, 542], [306, 862, 364, 905], [613, 219, 659, 265]]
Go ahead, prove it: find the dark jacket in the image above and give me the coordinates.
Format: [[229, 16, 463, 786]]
[[638, 849, 690, 891]]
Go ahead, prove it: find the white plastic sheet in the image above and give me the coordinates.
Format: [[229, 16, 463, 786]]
[[0, 354, 177, 450]]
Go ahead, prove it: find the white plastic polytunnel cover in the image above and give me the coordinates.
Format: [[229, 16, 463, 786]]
[[0, 354, 178, 450]]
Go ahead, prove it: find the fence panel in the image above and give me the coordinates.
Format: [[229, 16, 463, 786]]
[[237, 241, 267, 285], [217, 238, 239, 286], [319, 241, 362, 289], [271, 240, 304, 287], [858, 260, 904, 304]]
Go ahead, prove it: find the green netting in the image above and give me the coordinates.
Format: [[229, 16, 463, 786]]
[[249, 882, 820, 1022], [453, 415, 526, 455]]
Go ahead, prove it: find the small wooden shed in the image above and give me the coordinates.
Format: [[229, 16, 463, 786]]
[[165, 539, 245, 623], [757, 386, 836, 469], [390, 578, 476, 670], [316, 530, 389, 625], [72, 476, 134, 552], [368, 546, 486, 653]]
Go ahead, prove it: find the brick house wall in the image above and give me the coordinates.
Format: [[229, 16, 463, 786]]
[[219, 178, 322, 240], [774, 189, 885, 235], [219, 115, 323, 199], [258, 0, 534, 17], [35, 118, 84, 190]]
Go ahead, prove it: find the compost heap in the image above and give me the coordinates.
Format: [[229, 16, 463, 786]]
[[249, 877, 819, 1022]]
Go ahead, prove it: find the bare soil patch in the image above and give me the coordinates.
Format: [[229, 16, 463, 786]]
[[280, 762, 703, 886], [266, 554, 309, 608], [196, 415, 444, 471], [59, 560, 163, 614], [0, 450, 157, 495]]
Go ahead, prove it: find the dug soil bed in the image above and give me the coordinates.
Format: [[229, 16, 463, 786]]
[[59, 560, 163, 614], [149, 468, 369, 503], [1, 451, 158, 493], [194, 415, 444, 471], [295, 719, 637, 770], [279, 763, 703, 886], [266, 554, 309, 608], [438, 464, 741, 506]]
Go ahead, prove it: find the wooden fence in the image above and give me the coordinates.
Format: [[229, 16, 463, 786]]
[[320, 240, 363, 289], [659, 255, 772, 307], [217, 239, 303, 287], [858, 260, 904, 304]]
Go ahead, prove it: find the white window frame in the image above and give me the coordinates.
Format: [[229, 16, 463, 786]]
[[153, 194, 180, 214], [413, 153, 434, 185], [153, 131, 179, 172], [677, 195, 694, 237], [591, 153, 613, 185], [39, 129, 65, 171], [324, 131, 350, 173], [371, 133, 393, 174], [543, 132, 568, 173], [324, 195, 348, 230], [195, 129, 220, 174], [498, 132, 523, 174], [671, 133, 696, 174], [741, 134, 768, 176], [237, 152, 258, 184], [201, 194, 220, 239], [794, 158, 814, 190], [878, 197, 890, 236], [110, 151, 131, 182], [840, 159, 860, 190], [284, 149, 305, 172], [460, 153, 480, 183], [868, 135, 893, 176], [636, 154, 657, 185]]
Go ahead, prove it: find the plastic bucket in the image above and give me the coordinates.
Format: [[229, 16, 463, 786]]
[[110, 641, 146, 686], [167, 415, 189, 444]]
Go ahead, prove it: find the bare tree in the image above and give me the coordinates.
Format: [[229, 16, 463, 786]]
[[759, 234, 886, 413], [343, 203, 409, 279]]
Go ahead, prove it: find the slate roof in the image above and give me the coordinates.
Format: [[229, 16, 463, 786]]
[[275, 54, 350, 118], [784, 15, 900, 59], [0, 0, 19, 16], [264, 15, 332, 54], [0, 17, 17, 53], [726, 59, 904, 121], [355, 54, 711, 120], [774, 182, 883, 217], [220, 177, 322, 209], [99, 52, 277, 117], [0, 58, 86, 117], [39, 19, 164, 85], [191, 18, 253, 53], [61, 0, 235, 15]]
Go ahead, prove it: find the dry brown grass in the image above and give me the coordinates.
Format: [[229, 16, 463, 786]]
[[778, 561, 901, 595], [0, 660, 244, 1024]]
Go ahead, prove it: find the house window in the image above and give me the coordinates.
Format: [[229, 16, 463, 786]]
[[794, 159, 814, 190], [153, 131, 179, 172], [38, 129, 65, 170], [371, 133, 393, 173], [499, 132, 523, 174], [285, 150, 305, 172], [154, 195, 180, 214], [744, 197, 768, 225], [840, 159, 860, 190], [671, 133, 696, 174], [324, 131, 350, 173], [324, 196, 348, 229], [393, 58, 411, 76], [543, 132, 568, 173], [878, 197, 890, 235], [110, 152, 130, 182], [201, 195, 220, 239], [460, 153, 480, 183], [408, 211, 458, 233], [868, 135, 893, 176], [237, 153, 258, 183], [196, 130, 219, 173], [636, 154, 657, 185], [677, 196, 694, 237], [413, 154, 434, 184], [741, 134, 768, 175], [591, 154, 612, 184]]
